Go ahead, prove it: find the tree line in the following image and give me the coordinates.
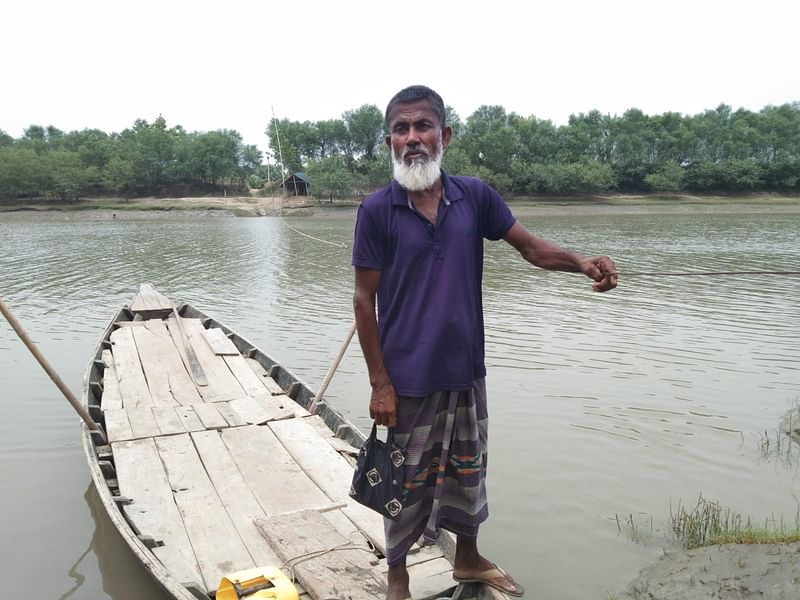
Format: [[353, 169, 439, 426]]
[[1, 101, 799, 202], [271, 102, 800, 198], [0, 116, 263, 200]]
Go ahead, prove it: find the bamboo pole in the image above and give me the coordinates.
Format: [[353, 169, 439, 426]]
[[0, 296, 107, 442], [309, 320, 357, 413]]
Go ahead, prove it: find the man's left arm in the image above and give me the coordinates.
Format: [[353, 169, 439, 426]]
[[503, 222, 618, 292]]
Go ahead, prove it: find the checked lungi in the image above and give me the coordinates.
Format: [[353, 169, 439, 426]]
[[384, 378, 489, 566]]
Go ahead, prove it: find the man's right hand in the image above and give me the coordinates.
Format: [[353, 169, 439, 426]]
[[369, 380, 398, 427]]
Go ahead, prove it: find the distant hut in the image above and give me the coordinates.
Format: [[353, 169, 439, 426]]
[[282, 172, 310, 196]]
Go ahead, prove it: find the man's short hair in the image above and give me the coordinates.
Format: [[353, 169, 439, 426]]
[[385, 85, 446, 129]]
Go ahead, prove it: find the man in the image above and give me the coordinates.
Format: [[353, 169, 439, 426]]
[[352, 85, 617, 599]]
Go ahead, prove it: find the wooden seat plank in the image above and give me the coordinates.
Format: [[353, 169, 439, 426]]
[[220, 425, 331, 516], [267, 418, 386, 553], [152, 406, 187, 436], [130, 283, 173, 314], [110, 327, 154, 408], [100, 349, 123, 410], [112, 438, 204, 591], [255, 510, 385, 599], [154, 434, 255, 591], [103, 408, 133, 443], [192, 403, 228, 430], [168, 317, 246, 402], [190, 430, 282, 567], [244, 358, 286, 395], [202, 327, 239, 355]]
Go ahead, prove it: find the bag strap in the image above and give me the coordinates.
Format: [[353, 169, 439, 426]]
[[369, 422, 396, 444]]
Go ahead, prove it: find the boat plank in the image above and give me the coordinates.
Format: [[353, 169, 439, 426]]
[[224, 354, 274, 397], [129, 324, 178, 406], [220, 425, 331, 516], [110, 326, 154, 408], [244, 358, 286, 395], [113, 438, 204, 591], [407, 557, 457, 600], [255, 510, 385, 599], [152, 406, 187, 436], [190, 430, 282, 567], [230, 396, 294, 425], [100, 349, 123, 410], [167, 317, 246, 402], [214, 402, 246, 427], [126, 406, 161, 439], [130, 283, 173, 313], [267, 418, 386, 554], [103, 408, 133, 443], [175, 406, 205, 433], [203, 327, 239, 355], [143, 319, 203, 405], [192, 403, 228, 430], [304, 414, 360, 456], [155, 434, 255, 591]]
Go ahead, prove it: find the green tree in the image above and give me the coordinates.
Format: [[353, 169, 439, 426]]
[[644, 160, 685, 192], [305, 155, 355, 200], [344, 104, 384, 160]]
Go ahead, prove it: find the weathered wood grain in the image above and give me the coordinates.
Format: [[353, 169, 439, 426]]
[[192, 403, 228, 430], [174, 406, 205, 432], [169, 317, 245, 402], [103, 408, 133, 443], [130, 283, 173, 314], [213, 402, 246, 427], [267, 417, 386, 554], [126, 406, 161, 439], [255, 510, 385, 599], [202, 327, 239, 355], [142, 318, 202, 405], [155, 434, 255, 590], [229, 395, 295, 425], [220, 425, 331, 516], [152, 406, 186, 436], [110, 326, 153, 408], [190, 430, 282, 567], [112, 438, 203, 591], [100, 349, 123, 410], [244, 358, 286, 395]]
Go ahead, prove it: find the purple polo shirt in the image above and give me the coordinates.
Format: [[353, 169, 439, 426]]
[[352, 172, 516, 396]]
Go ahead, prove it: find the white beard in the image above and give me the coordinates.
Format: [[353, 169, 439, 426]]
[[392, 136, 443, 192]]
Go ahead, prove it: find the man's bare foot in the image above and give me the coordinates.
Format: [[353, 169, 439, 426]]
[[386, 560, 411, 600]]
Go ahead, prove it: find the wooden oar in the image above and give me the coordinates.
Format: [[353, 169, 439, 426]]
[[0, 296, 107, 443], [309, 320, 357, 413]]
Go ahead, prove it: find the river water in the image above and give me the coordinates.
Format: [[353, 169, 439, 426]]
[[0, 204, 798, 599]]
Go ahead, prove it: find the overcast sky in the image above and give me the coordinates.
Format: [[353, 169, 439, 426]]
[[2, 0, 798, 157]]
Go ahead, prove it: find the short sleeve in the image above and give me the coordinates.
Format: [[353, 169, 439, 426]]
[[352, 204, 385, 270], [481, 182, 516, 240]]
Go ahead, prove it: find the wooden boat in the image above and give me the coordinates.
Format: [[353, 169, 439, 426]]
[[81, 285, 505, 599]]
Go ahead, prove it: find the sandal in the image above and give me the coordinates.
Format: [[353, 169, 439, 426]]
[[453, 563, 524, 597]]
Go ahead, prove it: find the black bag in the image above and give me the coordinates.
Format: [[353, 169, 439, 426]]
[[349, 424, 406, 520]]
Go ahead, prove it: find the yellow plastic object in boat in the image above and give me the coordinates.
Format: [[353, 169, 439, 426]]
[[216, 566, 299, 600]]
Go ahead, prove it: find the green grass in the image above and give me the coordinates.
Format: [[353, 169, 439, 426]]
[[670, 495, 800, 549]]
